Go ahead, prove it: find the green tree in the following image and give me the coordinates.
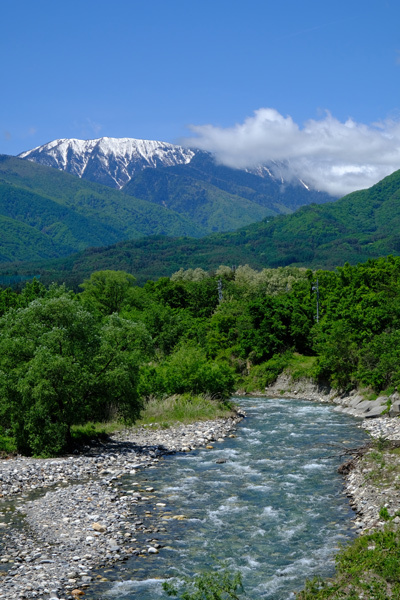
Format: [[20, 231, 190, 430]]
[[0, 288, 149, 455], [139, 345, 235, 399], [80, 270, 136, 315], [357, 330, 400, 391]]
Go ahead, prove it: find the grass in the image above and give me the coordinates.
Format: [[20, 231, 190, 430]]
[[0, 394, 236, 456], [0, 434, 17, 456], [240, 352, 291, 392], [135, 394, 237, 428], [362, 441, 400, 487], [287, 353, 318, 380], [70, 420, 123, 445], [297, 439, 400, 599], [297, 525, 400, 599], [240, 352, 318, 393]]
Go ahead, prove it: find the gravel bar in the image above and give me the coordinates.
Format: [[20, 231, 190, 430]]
[[344, 416, 400, 534], [0, 413, 244, 600]]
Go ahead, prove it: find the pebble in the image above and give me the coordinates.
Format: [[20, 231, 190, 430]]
[[343, 416, 400, 534], [0, 413, 244, 600]]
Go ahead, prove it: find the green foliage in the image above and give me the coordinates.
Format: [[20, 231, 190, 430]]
[[9, 166, 400, 285], [70, 421, 121, 445], [123, 151, 331, 235], [144, 277, 219, 318], [4, 253, 400, 454], [241, 353, 292, 392], [139, 345, 235, 400], [379, 506, 391, 521], [136, 394, 235, 427], [287, 354, 318, 380], [0, 155, 207, 263], [128, 301, 198, 356], [80, 269, 136, 314], [0, 287, 149, 455], [0, 150, 334, 266], [298, 526, 400, 599], [0, 434, 17, 454], [357, 330, 400, 391], [162, 566, 246, 600]]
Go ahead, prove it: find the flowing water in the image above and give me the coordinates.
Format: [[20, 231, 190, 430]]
[[88, 397, 369, 599]]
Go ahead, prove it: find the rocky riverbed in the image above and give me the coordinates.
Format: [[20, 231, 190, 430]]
[[0, 414, 243, 600], [2, 398, 400, 600], [343, 416, 400, 534], [263, 375, 400, 535]]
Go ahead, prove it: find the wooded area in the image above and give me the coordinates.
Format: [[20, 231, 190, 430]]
[[1, 256, 400, 456]]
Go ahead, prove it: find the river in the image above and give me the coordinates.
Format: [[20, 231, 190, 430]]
[[84, 396, 369, 600]]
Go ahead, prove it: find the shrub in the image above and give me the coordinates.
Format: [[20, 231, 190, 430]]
[[139, 345, 235, 400]]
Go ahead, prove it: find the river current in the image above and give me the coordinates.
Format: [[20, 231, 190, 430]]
[[88, 397, 369, 600]]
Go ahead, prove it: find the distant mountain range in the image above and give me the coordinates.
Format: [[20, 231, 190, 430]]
[[19, 137, 196, 189], [19, 137, 325, 195], [3, 167, 400, 287], [0, 155, 203, 263], [0, 137, 335, 264]]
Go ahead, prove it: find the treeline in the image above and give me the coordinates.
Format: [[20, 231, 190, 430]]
[[1, 257, 400, 456]]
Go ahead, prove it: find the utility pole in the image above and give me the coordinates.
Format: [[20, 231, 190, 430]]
[[312, 279, 320, 323], [218, 278, 223, 303]]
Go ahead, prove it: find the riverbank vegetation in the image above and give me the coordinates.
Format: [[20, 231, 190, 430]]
[[297, 439, 400, 599], [2, 256, 400, 455], [297, 526, 400, 599], [2, 258, 400, 596]]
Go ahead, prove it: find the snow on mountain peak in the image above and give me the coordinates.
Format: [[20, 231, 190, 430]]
[[18, 137, 196, 188]]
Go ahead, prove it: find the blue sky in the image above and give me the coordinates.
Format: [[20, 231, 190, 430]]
[[2, 0, 400, 194]]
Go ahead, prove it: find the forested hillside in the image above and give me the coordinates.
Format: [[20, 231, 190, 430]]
[[0, 146, 336, 265], [0, 155, 205, 261], [1, 256, 400, 456], [122, 152, 334, 230], [4, 167, 400, 286]]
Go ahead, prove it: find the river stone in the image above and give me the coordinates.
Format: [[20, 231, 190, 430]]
[[364, 405, 386, 418], [0, 413, 244, 599]]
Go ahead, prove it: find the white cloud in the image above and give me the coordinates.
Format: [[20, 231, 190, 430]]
[[184, 108, 400, 196]]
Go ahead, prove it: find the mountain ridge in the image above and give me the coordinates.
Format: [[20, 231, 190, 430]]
[[0, 155, 206, 262], [18, 136, 335, 200], [3, 166, 400, 286], [19, 137, 196, 189]]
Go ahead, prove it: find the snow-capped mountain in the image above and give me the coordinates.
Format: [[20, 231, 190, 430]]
[[19, 137, 196, 189]]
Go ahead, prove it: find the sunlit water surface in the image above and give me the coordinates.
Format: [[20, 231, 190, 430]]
[[87, 397, 369, 599]]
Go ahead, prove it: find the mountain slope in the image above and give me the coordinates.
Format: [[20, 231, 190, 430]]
[[123, 164, 274, 232], [19, 137, 196, 188], [4, 167, 400, 285], [0, 155, 206, 262], [19, 138, 336, 232], [122, 152, 334, 231]]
